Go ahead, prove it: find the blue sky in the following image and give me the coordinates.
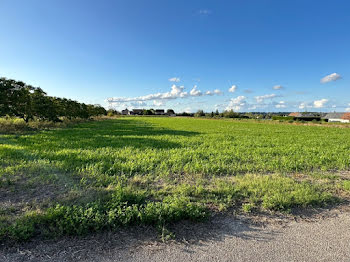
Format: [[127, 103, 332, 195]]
[[1, 0, 349, 112]]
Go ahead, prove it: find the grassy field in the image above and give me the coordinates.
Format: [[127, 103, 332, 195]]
[[1, 117, 350, 241]]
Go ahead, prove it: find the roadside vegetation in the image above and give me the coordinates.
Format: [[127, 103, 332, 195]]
[[1, 117, 350, 242]]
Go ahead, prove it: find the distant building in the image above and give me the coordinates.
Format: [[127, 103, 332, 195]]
[[343, 113, 350, 121], [132, 109, 143, 115], [289, 112, 302, 117], [323, 112, 350, 123], [288, 112, 322, 121], [121, 108, 130, 115], [155, 109, 165, 115]]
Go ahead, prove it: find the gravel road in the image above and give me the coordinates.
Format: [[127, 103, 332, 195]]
[[1, 209, 350, 262]]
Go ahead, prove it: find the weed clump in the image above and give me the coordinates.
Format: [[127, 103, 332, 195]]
[[0, 186, 207, 242]]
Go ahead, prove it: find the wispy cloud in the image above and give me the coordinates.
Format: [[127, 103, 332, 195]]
[[244, 89, 253, 94], [273, 85, 283, 90], [153, 100, 164, 106], [345, 103, 350, 112], [228, 85, 237, 93], [320, 73, 341, 84], [169, 77, 180, 82], [298, 102, 311, 109], [198, 9, 212, 15], [255, 93, 277, 103], [275, 101, 286, 108]]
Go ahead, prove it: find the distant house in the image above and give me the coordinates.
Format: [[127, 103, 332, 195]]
[[121, 108, 130, 115], [132, 109, 143, 115], [155, 109, 165, 115], [323, 112, 350, 123], [343, 113, 350, 121], [289, 112, 302, 117], [288, 112, 322, 121]]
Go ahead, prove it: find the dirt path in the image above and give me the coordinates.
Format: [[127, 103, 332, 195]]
[[1, 208, 350, 262]]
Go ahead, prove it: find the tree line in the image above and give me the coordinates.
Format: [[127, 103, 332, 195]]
[[0, 77, 106, 122]]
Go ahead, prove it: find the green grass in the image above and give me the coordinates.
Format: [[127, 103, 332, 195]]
[[0, 117, 349, 242]]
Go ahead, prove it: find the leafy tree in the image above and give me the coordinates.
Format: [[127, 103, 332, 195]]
[[167, 109, 175, 115], [0, 77, 107, 122], [195, 110, 205, 117]]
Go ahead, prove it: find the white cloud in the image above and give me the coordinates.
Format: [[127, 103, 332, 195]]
[[213, 89, 223, 95], [275, 101, 286, 108], [107, 84, 188, 103], [313, 98, 329, 108], [273, 85, 283, 90], [298, 102, 311, 109], [255, 93, 277, 103], [205, 89, 222, 96], [228, 85, 237, 93], [169, 77, 180, 82], [320, 73, 341, 84], [190, 85, 202, 96], [153, 100, 164, 106], [108, 84, 225, 107], [226, 96, 246, 111], [299, 100, 330, 109]]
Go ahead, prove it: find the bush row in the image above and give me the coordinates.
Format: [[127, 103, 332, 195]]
[[0, 77, 107, 122]]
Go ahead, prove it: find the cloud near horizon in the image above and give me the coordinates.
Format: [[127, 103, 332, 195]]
[[298, 99, 329, 109], [107, 85, 222, 104], [255, 93, 277, 103], [313, 98, 329, 108], [275, 101, 286, 108], [226, 96, 246, 111], [346, 103, 350, 112], [320, 73, 341, 83]]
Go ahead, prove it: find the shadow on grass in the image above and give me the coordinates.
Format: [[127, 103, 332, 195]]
[[10, 118, 200, 151], [0, 214, 280, 261], [0, 118, 201, 228]]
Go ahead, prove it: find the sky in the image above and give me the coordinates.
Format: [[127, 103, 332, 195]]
[[0, 0, 349, 113]]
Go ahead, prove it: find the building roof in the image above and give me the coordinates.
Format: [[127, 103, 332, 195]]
[[341, 112, 350, 120], [324, 112, 344, 119], [289, 112, 301, 117], [288, 112, 321, 118]]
